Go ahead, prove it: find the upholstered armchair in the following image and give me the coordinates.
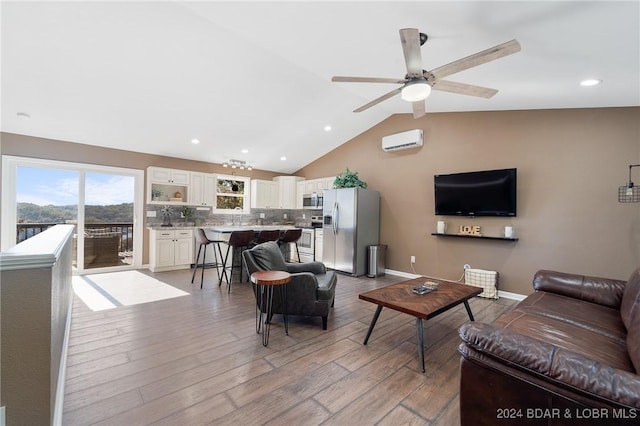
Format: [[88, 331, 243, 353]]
[[243, 241, 337, 330]]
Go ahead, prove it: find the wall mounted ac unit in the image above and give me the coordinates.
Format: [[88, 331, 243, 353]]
[[381, 129, 423, 152]]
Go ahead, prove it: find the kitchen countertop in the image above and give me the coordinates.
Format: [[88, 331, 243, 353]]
[[147, 224, 299, 232]]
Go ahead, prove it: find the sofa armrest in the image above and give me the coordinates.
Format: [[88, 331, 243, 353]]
[[286, 261, 326, 275], [533, 269, 626, 309], [459, 322, 640, 408]]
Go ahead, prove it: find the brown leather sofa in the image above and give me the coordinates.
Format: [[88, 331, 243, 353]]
[[459, 269, 640, 425]]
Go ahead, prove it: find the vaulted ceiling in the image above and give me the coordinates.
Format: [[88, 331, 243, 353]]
[[2, 1, 638, 173]]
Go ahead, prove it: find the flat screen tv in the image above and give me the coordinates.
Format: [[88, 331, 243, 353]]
[[434, 168, 517, 217]]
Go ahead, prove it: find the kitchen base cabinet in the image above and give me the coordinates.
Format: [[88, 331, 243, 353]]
[[149, 229, 194, 272]]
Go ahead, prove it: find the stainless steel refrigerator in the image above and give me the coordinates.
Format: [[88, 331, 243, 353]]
[[322, 188, 380, 276]]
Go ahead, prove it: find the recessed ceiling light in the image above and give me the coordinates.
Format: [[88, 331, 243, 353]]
[[324, 125, 332, 132], [241, 149, 249, 154], [191, 138, 200, 144], [280, 156, 287, 161], [17, 112, 30, 120], [580, 79, 601, 87]]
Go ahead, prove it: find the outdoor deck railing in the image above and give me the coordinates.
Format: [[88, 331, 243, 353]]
[[16, 223, 134, 252]]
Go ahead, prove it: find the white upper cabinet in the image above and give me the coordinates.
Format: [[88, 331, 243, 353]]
[[273, 176, 304, 209], [149, 167, 189, 185], [251, 179, 278, 209], [189, 172, 216, 206], [147, 167, 190, 204]]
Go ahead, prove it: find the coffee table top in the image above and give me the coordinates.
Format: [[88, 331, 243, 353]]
[[250, 271, 291, 286], [359, 277, 482, 320]]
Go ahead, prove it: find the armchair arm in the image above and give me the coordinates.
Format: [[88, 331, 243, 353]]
[[533, 270, 626, 309], [286, 261, 326, 275], [459, 322, 640, 408]]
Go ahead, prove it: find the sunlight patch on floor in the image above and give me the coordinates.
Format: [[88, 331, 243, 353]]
[[72, 270, 189, 311]]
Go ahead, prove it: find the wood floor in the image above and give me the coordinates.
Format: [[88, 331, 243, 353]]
[[62, 268, 516, 425]]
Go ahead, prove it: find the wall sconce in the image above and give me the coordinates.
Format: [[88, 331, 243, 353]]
[[618, 164, 640, 203], [222, 159, 252, 171]]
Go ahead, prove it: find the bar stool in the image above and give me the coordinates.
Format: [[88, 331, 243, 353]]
[[191, 228, 224, 289], [219, 230, 256, 292], [278, 228, 302, 262], [253, 229, 281, 245]]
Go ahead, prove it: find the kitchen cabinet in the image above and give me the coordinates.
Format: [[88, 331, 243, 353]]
[[295, 176, 336, 209], [323, 177, 336, 190], [273, 176, 304, 209], [315, 228, 323, 262], [296, 181, 306, 209], [251, 179, 278, 208], [189, 172, 216, 206], [149, 167, 190, 184], [147, 167, 190, 205], [149, 229, 194, 272]]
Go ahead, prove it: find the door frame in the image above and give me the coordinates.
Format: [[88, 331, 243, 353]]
[[1, 155, 144, 273]]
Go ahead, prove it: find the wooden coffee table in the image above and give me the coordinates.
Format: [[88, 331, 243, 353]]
[[359, 277, 482, 372]]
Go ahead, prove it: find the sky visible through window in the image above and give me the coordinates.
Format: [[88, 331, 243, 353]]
[[17, 167, 134, 206]]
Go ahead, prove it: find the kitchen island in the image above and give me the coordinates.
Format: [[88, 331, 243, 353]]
[[147, 224, 300, 273]]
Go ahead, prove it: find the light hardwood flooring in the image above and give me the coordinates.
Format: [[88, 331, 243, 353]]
[[62, 268, 516, 425]]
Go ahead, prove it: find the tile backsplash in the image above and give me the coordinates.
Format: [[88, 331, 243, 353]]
[[146, 205, 322, 227]]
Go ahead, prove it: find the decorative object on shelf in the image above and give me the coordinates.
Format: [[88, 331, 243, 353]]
[[618, 164, 640, 203], [458, 225, 482, 236], [437, 220, 446, 234], [333, 168, 368, 189], [174, 191, 182, 198], [181, 206, 193, 221], [504, 226, 514, 238], [222, 159, 252, 170], [161, 205, 173, 227], [151, 189, 162, 201]]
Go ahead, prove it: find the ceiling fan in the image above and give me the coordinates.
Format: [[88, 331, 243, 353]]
[[332, 29, 521, 119]]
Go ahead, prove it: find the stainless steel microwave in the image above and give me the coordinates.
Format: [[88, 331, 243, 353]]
[[303, 193, 323, 208]]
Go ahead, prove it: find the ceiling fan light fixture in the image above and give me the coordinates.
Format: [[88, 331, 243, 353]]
[[401, 80, 431, 102]]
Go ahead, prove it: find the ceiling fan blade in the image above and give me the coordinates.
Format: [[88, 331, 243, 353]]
[[433, 80, 498, 98], [400, 28, 423, 77], [332, 76, 405, 84], [353, 87, 402, 113], [430, 39, 521, 80], [412, 100, 425, 119]]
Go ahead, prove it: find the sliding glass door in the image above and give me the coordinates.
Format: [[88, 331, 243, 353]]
[[83, 172, 135, 269], [2, 156, 144, 273]]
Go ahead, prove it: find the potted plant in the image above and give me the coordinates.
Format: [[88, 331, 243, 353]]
[[333, 168, 368, 189], [181, 206, 194, 223]]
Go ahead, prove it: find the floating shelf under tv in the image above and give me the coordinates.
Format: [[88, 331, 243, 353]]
[[431, 233, 519, 242]]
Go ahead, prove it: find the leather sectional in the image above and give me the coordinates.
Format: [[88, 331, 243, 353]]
[[458, 269, 640, 425]]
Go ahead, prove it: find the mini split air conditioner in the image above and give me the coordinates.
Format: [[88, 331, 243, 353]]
[[381, 129, 423, 152]]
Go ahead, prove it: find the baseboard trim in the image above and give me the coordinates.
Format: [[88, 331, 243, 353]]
[[385, 269, 527, 301]]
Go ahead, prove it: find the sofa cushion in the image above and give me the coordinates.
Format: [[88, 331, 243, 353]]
[[621, 268, 640, 330], [494, 309, 634, 372], [248, 241, 287, 271], [516, 291, 627, 343]]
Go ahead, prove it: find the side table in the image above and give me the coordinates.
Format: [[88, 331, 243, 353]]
[[250, 270, 291, 346]]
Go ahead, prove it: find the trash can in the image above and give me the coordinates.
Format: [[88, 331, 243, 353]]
[[367, 245, 387, 278]]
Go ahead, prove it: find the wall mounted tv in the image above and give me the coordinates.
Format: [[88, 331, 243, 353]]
[[434, 168, 517, 217]]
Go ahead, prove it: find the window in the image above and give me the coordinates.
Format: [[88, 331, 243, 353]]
[[2, 156, 144, 273], [214, 174, 250, 213]]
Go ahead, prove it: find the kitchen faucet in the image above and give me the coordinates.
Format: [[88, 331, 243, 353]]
[[232, 207, 243, 226]]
